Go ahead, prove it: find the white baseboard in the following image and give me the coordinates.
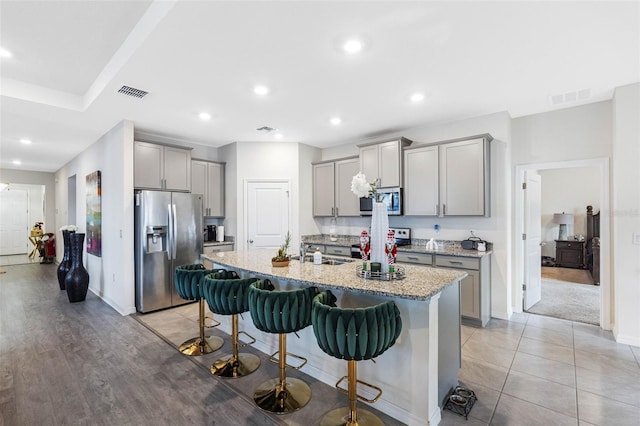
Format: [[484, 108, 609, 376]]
[[89, 288, 136, 315]]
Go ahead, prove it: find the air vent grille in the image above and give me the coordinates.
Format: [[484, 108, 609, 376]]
[[117, 85, 148, 98]]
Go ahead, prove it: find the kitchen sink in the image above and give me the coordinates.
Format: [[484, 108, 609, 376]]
[[291, 255, 353, 265]]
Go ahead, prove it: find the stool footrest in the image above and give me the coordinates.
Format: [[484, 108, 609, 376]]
[[204, 315, 221, 328], [336, 375, 383, 403], [269, 351, 308, 370], [238, 330, 256, 347]]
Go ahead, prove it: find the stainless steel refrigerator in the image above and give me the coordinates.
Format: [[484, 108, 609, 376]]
[[135, 190, 203, 313]]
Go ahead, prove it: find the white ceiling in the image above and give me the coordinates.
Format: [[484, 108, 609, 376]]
[[1, 1, 638, 173]]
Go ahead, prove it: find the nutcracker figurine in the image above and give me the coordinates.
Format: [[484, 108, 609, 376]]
[[385, 230, 397, 272], [360, 230, 370, 269]]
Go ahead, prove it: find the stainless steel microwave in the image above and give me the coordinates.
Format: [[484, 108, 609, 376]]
[[360, 187, 403, 216]]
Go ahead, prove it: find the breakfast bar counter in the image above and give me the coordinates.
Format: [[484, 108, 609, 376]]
[[202, 249, 467, 426]]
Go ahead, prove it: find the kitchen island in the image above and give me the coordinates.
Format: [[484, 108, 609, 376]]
[[202, 249, 467, 426]]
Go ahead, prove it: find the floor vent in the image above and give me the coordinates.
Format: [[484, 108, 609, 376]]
[[117, 85, 148, 99]]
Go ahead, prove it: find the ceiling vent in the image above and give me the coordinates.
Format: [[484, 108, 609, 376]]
[[549, 88, 590, 106], [256, 126, 276, 132], [117, 85, 148, 99]]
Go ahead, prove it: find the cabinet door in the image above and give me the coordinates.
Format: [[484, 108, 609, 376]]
[[134, 141, 163, 189], [404, 146, 439, 215], [359, 145, 379, 184], [334, 158, 360, 216], [379, 140, 400, 187], [460, 270, 481, 319], [191, 161, 207, 212], [207, 162, 224, 218], [440, 138, 486, 216], [164, 147, 191, 191], [313, 163, 335, 216]]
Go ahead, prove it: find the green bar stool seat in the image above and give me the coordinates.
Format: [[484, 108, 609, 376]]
[[202, 272, 261, 378], [311, 290, 402, 426], [248, 279, 317, 414], [174, 264, 224, 356]]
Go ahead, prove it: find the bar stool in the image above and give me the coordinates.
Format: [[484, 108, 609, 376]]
[[311, 290, 402, 426], [202, 272, 261, 378], [248, 279, 317, 414], [174, 264, 224, 356]]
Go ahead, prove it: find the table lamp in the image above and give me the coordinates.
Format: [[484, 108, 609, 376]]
[[553, 213, 573, 240]]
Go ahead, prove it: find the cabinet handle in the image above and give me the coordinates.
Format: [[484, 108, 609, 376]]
[[449, 260, 463, 265], [443, 204, 446, 215], [335, 207, 339, 216], [408, 256, 419, 261], [331, 207, 335, 216], [435, 204, 439, 216]]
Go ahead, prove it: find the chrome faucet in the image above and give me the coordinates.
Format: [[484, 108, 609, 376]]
[[299, 242, 307, 262]]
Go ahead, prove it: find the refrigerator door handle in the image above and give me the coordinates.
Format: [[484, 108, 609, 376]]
[[172, 204, 178, 260], [167, 203, 173, 260]]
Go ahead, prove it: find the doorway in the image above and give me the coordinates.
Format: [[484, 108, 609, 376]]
[[515, 158, 610, 329], [244, 180, 290, 250], [0, 184, 47, 265]]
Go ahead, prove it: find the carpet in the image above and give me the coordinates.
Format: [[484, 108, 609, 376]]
[[541, 266, 593, 285], [527, 279, 599, 325]]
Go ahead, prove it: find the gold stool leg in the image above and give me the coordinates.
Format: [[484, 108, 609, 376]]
[[179, 298, 224, 356], [320, 360, 384, 426], [210, 313, 260, 378], [253, 334, 311, 413]]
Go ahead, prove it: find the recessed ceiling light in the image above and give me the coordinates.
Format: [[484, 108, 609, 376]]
[[0, 47, 12, 58], [274, 133, 283, 140], [12, 160, 21, 165], [343, 39, 363, 54], [254, 85, 269, 96], [198, 112, 211, 121], [410, 93, 425, 102], [20, 138, 32, 145], [330, 117, 342, 125]]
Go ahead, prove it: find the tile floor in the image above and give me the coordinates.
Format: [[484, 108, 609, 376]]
[[442, 313, 640, 425]]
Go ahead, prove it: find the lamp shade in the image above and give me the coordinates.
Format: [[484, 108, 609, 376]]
[[553, 213, 573, 225]]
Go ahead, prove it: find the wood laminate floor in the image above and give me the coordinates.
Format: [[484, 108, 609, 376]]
[[0, 264, 398, 426]]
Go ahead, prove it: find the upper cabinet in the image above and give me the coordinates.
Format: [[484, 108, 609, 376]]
[[313, 157, 360, 217], [404, 134, 491, 217], [192, 160, 225, 217], [134, 141, 191, 191], [359, 137, 412, 188]]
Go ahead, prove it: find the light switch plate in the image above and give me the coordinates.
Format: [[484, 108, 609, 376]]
[[634, 233, 640, 245]]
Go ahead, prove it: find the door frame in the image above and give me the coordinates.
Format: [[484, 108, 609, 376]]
[[515, 157, 610, 330], [523, 171, 542, 311], [242, 179, 291, 251]]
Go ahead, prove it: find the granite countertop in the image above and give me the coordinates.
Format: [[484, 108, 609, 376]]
[[201, 248, 467, 301], [302, 235, 492, 258]]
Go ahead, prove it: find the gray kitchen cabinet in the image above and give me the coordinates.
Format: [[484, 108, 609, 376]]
[[134, 141, 191, 191], [358, 137, 412, 188], [313, 157, 359, 217], [435, 254, 491, 327], [395, 251, 433, 265], [325, 245, 351, 257], [440, 137, 489, 216], [403, 145, 439, 215], [192, 160, 225, 217], [404, 134, 491, 217]]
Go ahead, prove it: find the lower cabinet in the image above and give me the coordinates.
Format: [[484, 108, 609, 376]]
[[435, 255, 491, 327], [397, 251, 491, 327]]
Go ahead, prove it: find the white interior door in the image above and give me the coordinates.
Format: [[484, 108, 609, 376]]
[[0, 189, 29, 255], [246, 181, 290, 250], [523, 171, 542, 310]]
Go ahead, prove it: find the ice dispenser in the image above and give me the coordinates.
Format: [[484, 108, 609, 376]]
[[146, 226, 167, 253]]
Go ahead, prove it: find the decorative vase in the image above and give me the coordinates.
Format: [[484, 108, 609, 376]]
[[56, 230, 74, 290], [370, 201, 389, 273], [65, 233, 90, 303]]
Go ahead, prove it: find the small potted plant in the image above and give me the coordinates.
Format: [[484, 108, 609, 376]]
[[271, 231, 292, 267]]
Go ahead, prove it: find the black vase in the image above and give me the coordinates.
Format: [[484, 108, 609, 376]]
[[56, 230, 74, 290], [65, 233, 89, 303]]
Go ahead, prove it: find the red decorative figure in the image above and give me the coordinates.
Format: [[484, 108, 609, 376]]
[[385, 230, 397, 265], [360, 230, 370, 261]]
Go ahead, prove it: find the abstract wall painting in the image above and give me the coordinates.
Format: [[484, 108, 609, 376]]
[[86, 170, 102, 257]]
